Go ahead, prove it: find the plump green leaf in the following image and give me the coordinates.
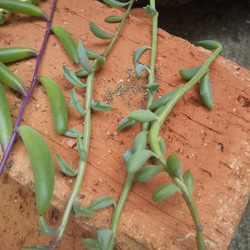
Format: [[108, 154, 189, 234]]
[[129, 110, 158, 123], [97, 229, 114, 250], [105, 15, 123, 23], [143, 5, 158, 16], [133, 46, 151, 65], [132, 131, 148, 153], [21, 245, 52, 250], [38, 76, 68, 134], [0, 0, 47, 20], [75, 68, 89, 77], [117, 116, 136, 130], [158, 136, 166, 157], [91, 100, 113, 111], [0, 61, 27, 95], [183, 170, 194, 195], [166, 154, 182, 179], [80, 239, 101, 250], [145, 82, 160, 95], [103, 0, 130, 7], [149, 87, 181, 110], [200, 72, 214, 110], [152, 183, 180, 201], [77, 40, 94, 73], [0, 83, 13, 153], [73, 200, 96, 217], [69, 89, 85, 115], [86, 48, 100, 59], [96, 55, 106, 67], [38, 215, 58, 236], [135, 165, 164, 182], [56, 154, 78, 176], [179, 65, 201, 80], [17, 126, 54, 215], [0, 47, 37, 63], [135, 63, 151, 78], [122, 148, 133, 163], [0, 13, 6, 25], [51, 25, 78, 63], [77, 135, 87, 160], [64, 127, 83, 138], [127, 150, 157, 174], [88, 196, 116, 211], [197, 40, 222, 50], [63, 65, 86, 88], [89, 21, 115, 39]]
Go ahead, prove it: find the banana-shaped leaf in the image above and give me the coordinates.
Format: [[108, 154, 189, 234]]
[[133, 46, 151, 65], [75, 68, 89, 77], [135, 165, 164, 182], [80, 239, 101, 250], [38, 76, 68, 134], [200, 72, 214, 110], [0, 47, 37, 63], [132, 131, 147, 153], [105, 15, 123, 23], [51, 25, 79, 63], [88, 196, 116, 211], [73, 200, 96, 217], [77, 135, 87, 160], [135, 63, 151, 78], [97, 229, 114, 250], [152, 183, 180, 201], [166, 154, 182, 179], [197, 40, 222, 50], [0, 0, 47, 20], [89, 21, 115, 39], [91, 100, 113, 111], [77, 40, 93, 73], [179, 65, 201, 80], [17, 125, 54, 215], [64, 127, 83, 138], [69, 88, 85, 115], [56, 154, 78, 176], [0, 13, 6, 25], [117, 116, 135, 130], [63, 65, 86, 88], [183, 170, 194, 195], [143, 5, 158, 16], [103, 0, 130, 7], [85, 48, 100, 59], [129, 110, 158, 123], [145, 82, 160, 95], [0, 61, 27, 95], [0, 83, 13, 153]]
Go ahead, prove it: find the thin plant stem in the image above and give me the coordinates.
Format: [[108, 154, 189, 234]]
[[107, 2, 159, 249], [0, 0, 57, 175]]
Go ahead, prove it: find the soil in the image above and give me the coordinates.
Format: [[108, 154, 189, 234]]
[[0, 0, 249, 249]]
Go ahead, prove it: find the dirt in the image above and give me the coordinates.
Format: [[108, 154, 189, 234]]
[[0, 0, 249, 249]]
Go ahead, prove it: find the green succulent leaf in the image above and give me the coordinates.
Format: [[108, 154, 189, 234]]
[[51, 25, 79, 63], [88, 196, 116, 211], [77, 40, 94, 73], [0, 47, 37, 63], [75, 68, 89, 77], [0, 0, 47, 20], [69, 89, 85, 115], [135, 63, 151, 78], [183, 170, 195, 195], [86, 48, 100, 59], [166, 154, 182, 179], [56, 154, 78, 176], [38, 215, 58, 236], [179, 65, 201, 80], [122, 148, 133, 163], [80, 239, 101, 250], [135, 165, 164, 182], [97, 229, 115, 250], [89, 21, 115, 39], [0, 83, 13, 153], [200, 72, 214, 110], [133, 46, 151, 65], [143, 5, 158, 16], [158, 136, 166, 157], [77, 135, 87, 160], [0, 13, 5, 25], [197, 40, 222, 50], [105, 15, 123, 23], [129, 109, 158, 123], [145, 82, 160, 95], [132, 131, 148, 153], [0, 61, 27, 95], [63, 65, 86, 88], [91, 100, 113, 111], [21, 245, 52, 250], [127, 149, 157, 174], [64, 127, 83, 138], [103, 0, 130, 7], [73, 200, 96, 217], [96, 55, 106, 67], [152, 183, 180, 201], [149, 87, 181, 110], [117, 116, 136, 130]]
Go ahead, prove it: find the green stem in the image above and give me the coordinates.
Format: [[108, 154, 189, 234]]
[[107, 174, 135, 250], [107, 1, 159, 249], [52, 71, 95, 248], [103, 0, 135, 57]]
